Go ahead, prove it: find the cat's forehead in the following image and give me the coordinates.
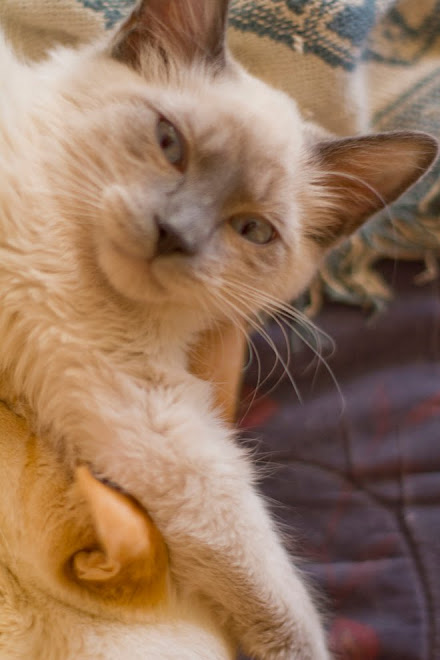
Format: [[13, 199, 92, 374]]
[[65, 52, 304, 175], [146, 68, 306, 202], [161, 70, 303, 158], [57, 53, 308, 217]]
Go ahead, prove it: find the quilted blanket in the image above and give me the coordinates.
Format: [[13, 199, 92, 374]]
[[1, 0, 440, 309], [239, 258, 440, 660]]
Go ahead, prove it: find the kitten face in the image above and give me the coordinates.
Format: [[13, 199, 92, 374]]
[[101, 83, 309, 312], [39, 0, 436, 329], [46, 57, 311, 324]]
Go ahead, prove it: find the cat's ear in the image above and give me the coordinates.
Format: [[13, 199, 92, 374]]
[[111, 0, 229, 71], [72, 466, 168, 593], [306, 131, 438, 247]]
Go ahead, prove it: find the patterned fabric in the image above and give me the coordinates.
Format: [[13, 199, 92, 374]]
[[227, 0, 440, 310], [1, 0, 440, 309]]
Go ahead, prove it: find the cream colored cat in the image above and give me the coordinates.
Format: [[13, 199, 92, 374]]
[[0, 0, 436, 658]]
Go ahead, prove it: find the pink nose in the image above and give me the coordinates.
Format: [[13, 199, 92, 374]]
[[155, 217, 196, 257]]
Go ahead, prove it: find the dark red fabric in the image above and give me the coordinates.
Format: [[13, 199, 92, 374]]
[[238, 261, 440, 660]]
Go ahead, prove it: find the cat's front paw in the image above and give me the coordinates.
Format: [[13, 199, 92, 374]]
[[241, 618, 330, 660], [245, 639, 330, 660]]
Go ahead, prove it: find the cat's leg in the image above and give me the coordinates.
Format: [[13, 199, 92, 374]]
[[144, 448, 329, 660], [67, 395, 328, 657], [133, 400, 329, 660], [15, 352, 328, 660], [102, 402, 328, 659]]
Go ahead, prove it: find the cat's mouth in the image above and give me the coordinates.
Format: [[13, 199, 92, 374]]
[[101, 238, 168, 299], [96, 192, 206, 301], [110, 239, 153, 266]]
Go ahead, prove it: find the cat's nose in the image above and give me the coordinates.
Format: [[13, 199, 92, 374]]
[[154, 218, 196, 257]]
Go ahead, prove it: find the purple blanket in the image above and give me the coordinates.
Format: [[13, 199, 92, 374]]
[[239, 260, 440, 660]]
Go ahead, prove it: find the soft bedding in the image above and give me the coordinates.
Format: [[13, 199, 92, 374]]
[[239, 259, 440, 659]]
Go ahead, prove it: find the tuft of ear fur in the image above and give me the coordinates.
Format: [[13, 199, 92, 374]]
[[306, 130, 438, 247], [111, 0, 229, 71], [72, 467, 169, 605]]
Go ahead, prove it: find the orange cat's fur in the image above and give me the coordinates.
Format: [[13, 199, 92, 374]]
[[0, 399, 235, 659], [72, 465, 169, 607], [189, 323, 246, 424], [0, 0, 437, 657]]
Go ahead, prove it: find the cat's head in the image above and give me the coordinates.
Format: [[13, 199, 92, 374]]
[[39, 0, 437, 325]]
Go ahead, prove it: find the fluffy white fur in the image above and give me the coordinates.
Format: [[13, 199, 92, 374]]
[[0, 0, 436, 657]]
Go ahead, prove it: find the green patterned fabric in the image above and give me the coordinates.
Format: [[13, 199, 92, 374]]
[[2, 0, 440, 309]]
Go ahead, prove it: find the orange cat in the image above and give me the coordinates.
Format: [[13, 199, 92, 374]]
[[0, 400, 235, 659]]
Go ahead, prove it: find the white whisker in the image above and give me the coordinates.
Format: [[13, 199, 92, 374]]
[[217, 276, 344, 411], [210, 284, 303, 406]]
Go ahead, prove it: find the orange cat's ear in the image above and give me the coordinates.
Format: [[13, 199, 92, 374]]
[[72, 466, 168, 599], [111, 0, 229, 71], [306, 131, 438, 247]]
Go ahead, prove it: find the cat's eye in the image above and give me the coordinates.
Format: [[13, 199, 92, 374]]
[[156, 118, 186, 170], [229, 215, 276, 245]]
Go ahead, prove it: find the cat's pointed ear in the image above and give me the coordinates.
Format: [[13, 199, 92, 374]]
[[306, 130, 438, 247], [72, 466, 168, 589], [111, 0, 230, 71]]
